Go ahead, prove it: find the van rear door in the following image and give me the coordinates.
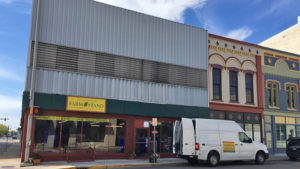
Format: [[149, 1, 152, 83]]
[[181, 118, 195, 155], [173, 120, 181, 154]]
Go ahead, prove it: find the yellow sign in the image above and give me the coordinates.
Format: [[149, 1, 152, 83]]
[[66, 96, 106, 113], [223, 141, 235, 152]]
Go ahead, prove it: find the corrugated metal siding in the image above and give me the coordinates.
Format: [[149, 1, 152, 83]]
[[31, 42, 207, 88], [30, 0, 208, 69], [25, 68, 208, 107]]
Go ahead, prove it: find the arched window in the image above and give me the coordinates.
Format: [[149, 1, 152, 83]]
[[286, 84, 297, 109], [267, 82, 279, 107]]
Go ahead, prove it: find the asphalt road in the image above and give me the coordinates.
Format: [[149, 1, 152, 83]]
[[118, 160, 300, 169]]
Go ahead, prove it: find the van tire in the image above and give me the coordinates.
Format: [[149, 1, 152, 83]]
[[207, 151, 219, 167], [255, 151, 266, 164]]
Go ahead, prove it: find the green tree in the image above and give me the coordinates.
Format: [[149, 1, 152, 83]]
[[0, 124, 8, 137]]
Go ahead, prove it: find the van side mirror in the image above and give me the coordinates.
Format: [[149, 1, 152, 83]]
[[248, 138, 252, 143]]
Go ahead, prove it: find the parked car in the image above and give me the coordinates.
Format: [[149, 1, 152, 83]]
[[173, 118, 269, 166], [12, 135, 18, 139], [286, 137, 300, 161]]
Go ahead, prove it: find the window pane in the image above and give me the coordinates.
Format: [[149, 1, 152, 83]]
[[253, 124, 261, 142], [296, 118, 300, 125], [213, 68, 221, 84], [296, 125, 300, 137], [34, 120, 61, 153], [268, 88, 272, 106], [276, 124, 286, 148], [245, 74, 253, 103], [287, 87, 290, 108], [82, 119, 126, 153], [286, 125, 296, 140], [160, 122, 173, 153], [61, 121, 81, 150], [230, 86, 238, 101], [109, 119, 126, 153], [230, 71, 238, 101], [266, 133, 272, 149], [213, 68, 221, 100], [265, 124, 272, 132], [292, 87, 296, 108], [245, 123, 253, 140], [264, 116, 271, 123], [213, 85, 221, 100]]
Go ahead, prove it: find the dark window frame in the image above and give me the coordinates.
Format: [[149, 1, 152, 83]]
[[286, 85, 297, 109], [245, 73, 254, 104], [267, 82, 279, 107], [212, 68, 222, 100], [229, 71, 238, 102]]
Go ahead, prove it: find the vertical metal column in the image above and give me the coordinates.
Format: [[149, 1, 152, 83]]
[[24, 0, 40, 163]]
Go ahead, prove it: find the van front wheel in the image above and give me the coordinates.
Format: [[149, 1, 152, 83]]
[[207, 152, 219, 167], [255, 152, 266, 164]]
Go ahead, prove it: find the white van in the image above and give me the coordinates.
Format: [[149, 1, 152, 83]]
[[173, 118, 269, 166]]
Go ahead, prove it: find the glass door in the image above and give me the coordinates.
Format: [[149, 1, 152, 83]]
[[135, 129, 149, 156]]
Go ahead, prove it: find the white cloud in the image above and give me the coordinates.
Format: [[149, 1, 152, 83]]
[[0, 67, 24, 82], [94, 0, 207, 22], [225, 27, 253, 41], [258, 0, 291, 19]]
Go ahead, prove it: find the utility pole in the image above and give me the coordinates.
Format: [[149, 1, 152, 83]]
[[24, 0, 40, 163]]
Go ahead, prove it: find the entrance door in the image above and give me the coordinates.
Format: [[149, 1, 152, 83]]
[[135, 129, 149, 156]]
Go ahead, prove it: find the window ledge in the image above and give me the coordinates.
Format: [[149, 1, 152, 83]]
[[287, 108, 297, 111], [212, 99, 223, 102], [230, 101, 240, 104], [245, 102, 255, 105], [268, 106, 280, 109]]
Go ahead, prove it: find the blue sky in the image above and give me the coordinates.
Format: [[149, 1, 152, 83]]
[[0, 0, 299, 130]]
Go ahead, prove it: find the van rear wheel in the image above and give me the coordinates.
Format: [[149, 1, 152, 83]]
[[207, 152, 219, 167], [255, 152, 266, 164]]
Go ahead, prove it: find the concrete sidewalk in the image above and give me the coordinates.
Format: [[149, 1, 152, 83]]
[[0, 155, 290, 169]]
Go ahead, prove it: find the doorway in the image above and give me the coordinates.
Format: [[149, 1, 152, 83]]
[[135, 129, 149, 156]]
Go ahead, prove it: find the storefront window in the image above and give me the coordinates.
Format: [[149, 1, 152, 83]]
[[150, 121, 173, 153], [34, 118, 61, 153], [253, 124, 261, 142], [296, 118, 300, 137], [276, 124, 286, 148], [61, 121, 81, 150], [245, 123, 253, 140], [34, 116, 126, 154], [266, 133, 272, 149], [286, 125, 296, 140], [264, 120, 272, 149]]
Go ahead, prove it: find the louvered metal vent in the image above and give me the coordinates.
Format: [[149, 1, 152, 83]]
[[31, 42, 207, 88]]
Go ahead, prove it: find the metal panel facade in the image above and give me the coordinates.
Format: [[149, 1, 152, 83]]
[[25, 68, 208, 107], [30, 0, 208, 69]]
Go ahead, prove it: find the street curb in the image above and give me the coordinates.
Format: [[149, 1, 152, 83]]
[[62, 162, 186, 169]]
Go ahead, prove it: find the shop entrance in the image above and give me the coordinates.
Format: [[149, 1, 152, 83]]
[[135, 129, 149, 156]]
